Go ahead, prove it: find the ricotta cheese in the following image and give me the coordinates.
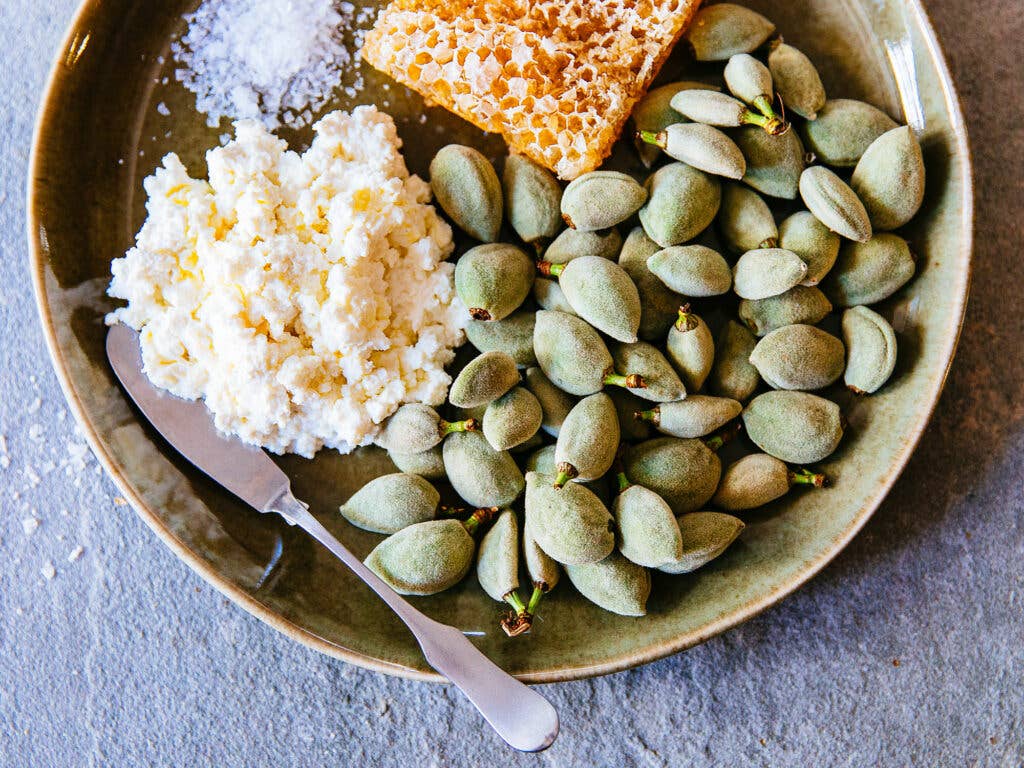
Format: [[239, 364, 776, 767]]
[[107, 106, 464, 457]]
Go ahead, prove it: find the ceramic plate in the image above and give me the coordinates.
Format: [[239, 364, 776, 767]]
[[29, 0, 971, 681]]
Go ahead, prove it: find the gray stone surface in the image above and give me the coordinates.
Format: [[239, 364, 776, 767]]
[[1, 1, 1021, 766]]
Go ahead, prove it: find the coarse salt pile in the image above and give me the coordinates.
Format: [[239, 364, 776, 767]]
[[107, 107, 465, 457], [172, 0, 367, 130]]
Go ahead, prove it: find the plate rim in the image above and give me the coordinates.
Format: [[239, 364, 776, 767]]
[[26, 0, 973, 684]]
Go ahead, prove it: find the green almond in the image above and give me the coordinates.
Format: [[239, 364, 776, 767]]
[[525, 471, 615, 565], [684, 3, 776, 62], [724, 53, 774, 107], [742, 390, 844, 464], [666, 310, 715, 393], [822, 233, 915, 307], [708, 320, 761, 402], [448, 351, 520, 408], [639, 162, 722, 248], [713, 453, 792, 511], [738, 284, 834, 336], [611, 340, 686, 403], [566, 552, 651, 616], [799, 166, 873, 243], [614, 484, 683, 568], [561, 171, 647, 232], [777, 210, 840, 286], [375, 403, 444, 454], [554, 393, 621, 484], [483, 386, 543, 451], [454, 242, 534, 322], [734, 124, 806, 200], [842, 305, 898, 394], [732, 247, 808, 300], [543, 226, 623, 264], [640, 395, 742, 439], [768, 41, 826, 120], [533, 310, 615, 396], [850, 126, 926, 230], [443, 430, 525, 508], [502, 154, 562, 245], [557, 256, 642, 343], [647, 245, 733, 297], [659, 511, 745, 574], [339, 472, 440, 534], [719, 183, 778, 253], [366, 519, 475, 595], [430, 144, 503, 242], [618, 227, 682, 341], [650, 123, 746, 180], [476, 509, 520, 603], [749, 323, 846, 391], [624, 437, 722, 515], [671, 89, 750, 127], [388, 445, 446, 481], [801, 99, 898, 167]]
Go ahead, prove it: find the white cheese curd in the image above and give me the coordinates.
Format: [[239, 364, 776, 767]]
[[107, 106, 465, 457]]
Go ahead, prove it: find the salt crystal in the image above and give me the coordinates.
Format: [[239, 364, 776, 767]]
[[172, 0, 359, 131], [28, 424, 43, 441], [22, 518, 39, 536], [41, 562, 56, 580], [27, 398, 41, 414], [68, 546, 85, 563]]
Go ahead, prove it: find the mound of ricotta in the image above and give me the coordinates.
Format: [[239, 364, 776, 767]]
[[107, 106, 464, 457]]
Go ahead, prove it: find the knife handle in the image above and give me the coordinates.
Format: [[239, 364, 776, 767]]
[[267, 490, 559, 753]]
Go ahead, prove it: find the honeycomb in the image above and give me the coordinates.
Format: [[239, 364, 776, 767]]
[[361, 0, 701, 179]]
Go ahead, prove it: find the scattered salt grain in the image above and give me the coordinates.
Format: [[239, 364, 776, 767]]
[[22, 518, 40, 536], [156, 101, 171, 117], [41, 562, 56, 580], [27, 397, 41, 414], [68, 546, 85, 563], [171, 0, 363, 131], [28, 424, 44, 441]]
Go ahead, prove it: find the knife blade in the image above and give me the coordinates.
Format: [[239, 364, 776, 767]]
[[106, 323, 290, 512]]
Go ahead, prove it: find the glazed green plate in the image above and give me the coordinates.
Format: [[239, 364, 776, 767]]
[[29, 0, 971, 682]]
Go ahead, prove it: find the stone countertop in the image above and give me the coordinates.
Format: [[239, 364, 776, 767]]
[[1, 1, 1021, 766]]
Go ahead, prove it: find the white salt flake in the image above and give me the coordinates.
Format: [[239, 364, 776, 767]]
[[27, 398, 41, 414], [22, 518, 40, 536], [41, 562, 56, 580], [172, 0, 364, 131], [28, 424, 44, 441], [68, 546, 85, 563]]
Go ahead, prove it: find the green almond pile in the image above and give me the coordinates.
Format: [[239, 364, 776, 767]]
[[344, 2, 925, 634]]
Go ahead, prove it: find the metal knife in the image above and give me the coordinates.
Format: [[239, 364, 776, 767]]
[[106, 323, 558, 752]]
